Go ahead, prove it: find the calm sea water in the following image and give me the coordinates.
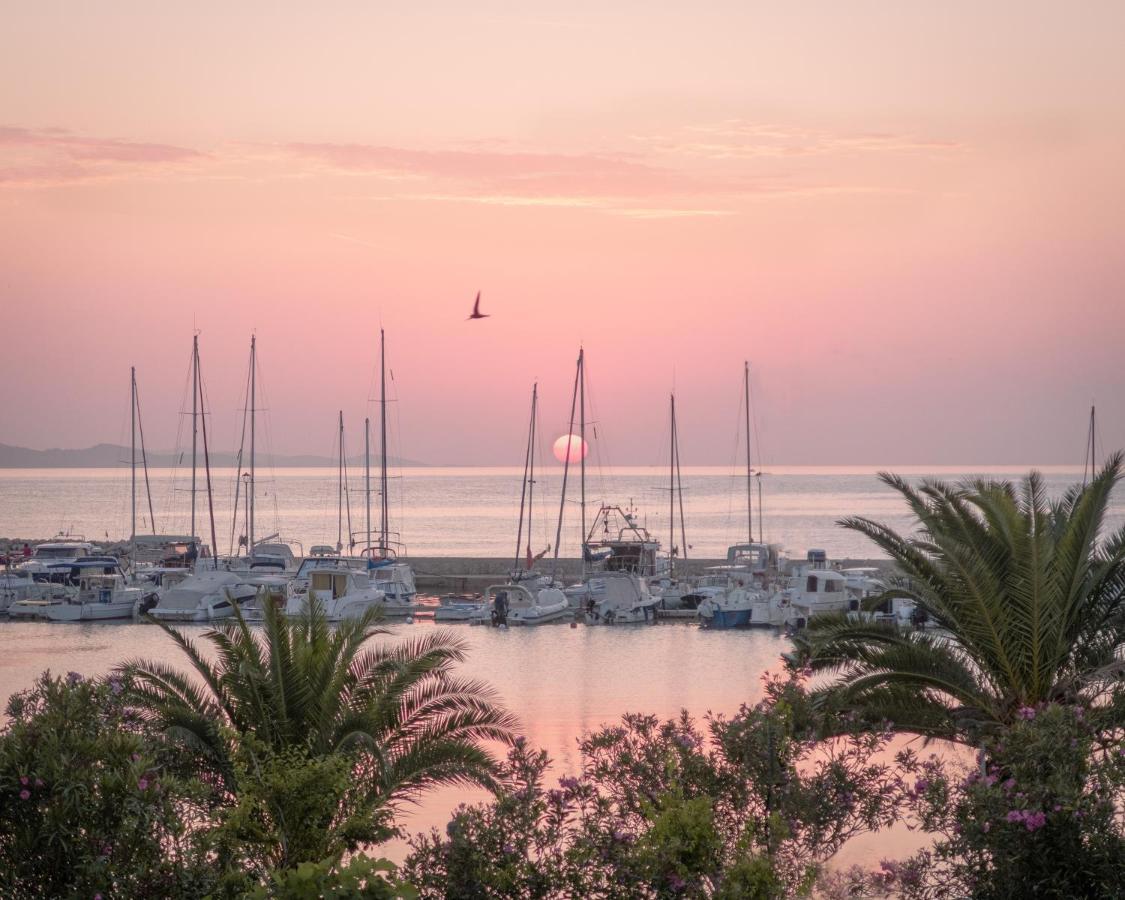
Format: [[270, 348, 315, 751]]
[[0, 617, 927, 867], [1, 464, 1117, 559], [0, 464, 1114, 868]]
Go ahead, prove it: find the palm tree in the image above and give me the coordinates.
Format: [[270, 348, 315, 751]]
[[789, 453, 1125, 745], [120, 600, 518, 811]]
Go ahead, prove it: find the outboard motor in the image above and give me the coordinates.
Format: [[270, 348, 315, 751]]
[[491, 591, 509, 627]]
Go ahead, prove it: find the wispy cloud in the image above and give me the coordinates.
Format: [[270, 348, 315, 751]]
[[0, 125, 206, 186], [636, 120, 966, 161]]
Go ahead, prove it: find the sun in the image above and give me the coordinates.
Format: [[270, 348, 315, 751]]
[[552, 433, 589, 464]]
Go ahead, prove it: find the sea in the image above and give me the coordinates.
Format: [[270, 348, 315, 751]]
[[0, 464, 1118, 868]]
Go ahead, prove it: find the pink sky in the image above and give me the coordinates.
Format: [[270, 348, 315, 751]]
[[1, 2, 1122, 465]]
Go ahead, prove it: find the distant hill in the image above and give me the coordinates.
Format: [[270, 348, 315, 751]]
[[0, 443, 428, 469]]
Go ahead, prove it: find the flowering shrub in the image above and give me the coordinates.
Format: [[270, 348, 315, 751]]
[[404, 674, 902, 898], [890, 703, 1125, 899], [0, 672, 214, 899]]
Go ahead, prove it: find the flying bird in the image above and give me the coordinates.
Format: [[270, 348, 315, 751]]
[[468, 291, 489, 320]]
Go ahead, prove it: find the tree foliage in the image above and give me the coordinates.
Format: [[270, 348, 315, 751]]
[[789, 455, 1125, 745]]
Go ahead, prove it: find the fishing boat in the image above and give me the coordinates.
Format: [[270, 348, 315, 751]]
[[44, 564, 148, 621]]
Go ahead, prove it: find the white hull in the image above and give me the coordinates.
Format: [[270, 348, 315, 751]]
[[46, 600, 138, 622], [508, 601, 571, 625]]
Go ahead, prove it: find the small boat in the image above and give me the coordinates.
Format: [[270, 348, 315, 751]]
[[148, 569, 259, 622], [487, 579, 571, 626], [433, 594, 490, 623], [0, 570, 37, 613], [16, 539, 99, 577], [695, 543, 780, 629], [286, 564, 389, 621], [45, 567, 146, 621], [773, 550, 855, 629], [580, 572, 659, 625]]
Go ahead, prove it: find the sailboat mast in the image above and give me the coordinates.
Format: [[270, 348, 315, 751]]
[[379, 329, 389, 552], [515, 383, 536, 572], [744, 361, 753, 546], [676, 411, 688, 562], [365, 417, 372, 555], [552, 350, 582, 575], [248, 335, 256, 555], [134, 374, 157, 535], [579, 348, 586, 573], [1084, 405, 1097, 486], [338, 411, 344, 551], [528, 384, 537, 567], [131, 367, 136, 566], [669, 393, 675, 575], [195, 346, 219, 570], [191, 335, 198, 540]]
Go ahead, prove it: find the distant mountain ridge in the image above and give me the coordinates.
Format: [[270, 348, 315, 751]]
[[0, 443, 427, 469]]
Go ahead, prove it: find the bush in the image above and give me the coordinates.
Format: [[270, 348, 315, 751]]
[[892, 703, 1125, 899], [405, 673, 902, 898], [0, 671, 214, 899]]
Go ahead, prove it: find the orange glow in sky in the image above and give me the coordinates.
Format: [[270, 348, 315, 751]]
[[1, 3, 1123, 464]]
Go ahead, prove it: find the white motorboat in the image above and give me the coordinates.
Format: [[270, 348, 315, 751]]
[[433, 594, 490, 623], [286, 564, 389, 621], [0, 571, 37, 613], [488, 578, 571, 626], [17, 539, 98, 577], [149, 569, 259, 622], [580, 572, 659, 625], [45, 568, 145, 621], [774, 550, 856, 628]]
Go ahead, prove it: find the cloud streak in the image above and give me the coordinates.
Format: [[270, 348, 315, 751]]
[[0, 125, 206, 186]]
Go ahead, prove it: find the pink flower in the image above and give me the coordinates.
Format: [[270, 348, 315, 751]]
[[19, 789, 30, 800], [137, 777, 149, 790], [19, 776, 28, 786], [1024, 811, 1047, 832], [34, 779, 43, 787], [1017, 706, 1036, 720]]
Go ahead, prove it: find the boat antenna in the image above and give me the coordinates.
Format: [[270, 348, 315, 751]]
[[552, 349, 582, 577]]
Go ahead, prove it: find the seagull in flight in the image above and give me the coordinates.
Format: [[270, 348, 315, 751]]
[[467, 291, 489, 320]]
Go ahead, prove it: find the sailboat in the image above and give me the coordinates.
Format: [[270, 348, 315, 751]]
[[150, 336, 259, 622], [483, 382, 570, 627], [697, 362, 777, 629], [225, 336, 299, 576], [549, 348, 659, 625], [360, 329, 418, 611]]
